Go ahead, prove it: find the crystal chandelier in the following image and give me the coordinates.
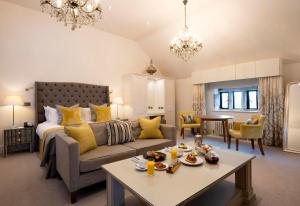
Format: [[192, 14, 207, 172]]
[[170, 0, 203, 62], [41, 0, 102, 30]]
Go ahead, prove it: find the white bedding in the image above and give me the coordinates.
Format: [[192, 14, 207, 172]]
[[36, 122, 61, 140]]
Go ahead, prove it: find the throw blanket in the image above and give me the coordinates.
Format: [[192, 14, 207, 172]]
[[39, 127, 64, 160]]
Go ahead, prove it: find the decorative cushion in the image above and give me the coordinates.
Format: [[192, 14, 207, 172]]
[[139, 116, 164, 139], [246, 118, 259, 125], [56, 104, 79, 124], [106, 121, 135, 145], [89, 103, 108, 121], [89, 122, 108, 146], [95, 107, 112, 122], [65, 123, 97, 155], [60, 107, 83, 126], [182, 114, 195, 124]]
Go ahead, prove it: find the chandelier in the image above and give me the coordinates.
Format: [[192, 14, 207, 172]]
[[40, 0, 102, 30], [170, 0, 203, 62]]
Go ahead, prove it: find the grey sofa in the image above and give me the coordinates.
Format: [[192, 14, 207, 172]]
[[56, 121, 176, 203]]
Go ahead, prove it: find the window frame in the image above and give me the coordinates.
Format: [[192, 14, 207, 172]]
[[246, 90, 259, 110], [220, 92, 230, 109]]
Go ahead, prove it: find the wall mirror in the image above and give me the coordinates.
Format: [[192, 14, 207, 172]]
[[283, 82, 300, 153]]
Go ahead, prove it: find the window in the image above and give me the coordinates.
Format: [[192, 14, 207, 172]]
[[220, 92, 229, 109], [215, 87, 259, 111], [247, 90, 258, 109], [233, 91, 243, 109]]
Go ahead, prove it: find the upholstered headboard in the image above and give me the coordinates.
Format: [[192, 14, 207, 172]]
[[35, 82, 110, 124]]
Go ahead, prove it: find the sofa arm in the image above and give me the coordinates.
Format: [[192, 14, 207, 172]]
[[233, 121, 245, 130], [161, 124, 176, 143], [56, 133, 80, 192]]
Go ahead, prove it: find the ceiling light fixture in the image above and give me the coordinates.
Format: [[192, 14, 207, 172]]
[[41, 0, 102, 30], [170, 0, 203, 62]]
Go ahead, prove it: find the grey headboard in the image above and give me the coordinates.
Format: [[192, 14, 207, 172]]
[[35, 82, 110, 124]]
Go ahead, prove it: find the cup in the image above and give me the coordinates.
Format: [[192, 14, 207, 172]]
[[171, 148, 177, 161], [147, 160, 155, 175], [177, 148, 184, 157]]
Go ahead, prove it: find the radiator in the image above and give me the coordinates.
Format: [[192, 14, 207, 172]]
[[213, 122, 233, 136]]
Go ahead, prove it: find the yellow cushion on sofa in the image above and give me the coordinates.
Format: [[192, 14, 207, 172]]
[[65, 123, 97, 155], [95, 107, 112, 122], [139, 116, 164, 139], [60, 107, 82, 126]]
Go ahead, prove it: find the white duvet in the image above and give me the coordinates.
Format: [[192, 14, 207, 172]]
[[36, 122, 62, 140]]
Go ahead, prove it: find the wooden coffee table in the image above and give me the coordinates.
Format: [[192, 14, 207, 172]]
[[102, 144, 256, 206]]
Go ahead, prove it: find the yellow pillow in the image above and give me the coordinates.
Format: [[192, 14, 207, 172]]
[[95, 107, 112, 122], [139, 116, 164, 139], [60, 107, 82, 126], [65, 123, 97, 155]]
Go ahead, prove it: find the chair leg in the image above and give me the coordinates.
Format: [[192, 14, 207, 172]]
[[258, 139, 265, 155], [251, 139, 255, 150], [228, 135, 231, 149], [70, 191, 77, 204], [236, 139, 239, 151]]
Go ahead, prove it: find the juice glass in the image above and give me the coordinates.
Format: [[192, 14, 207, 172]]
[[171, 148, 177, 161], [147, 159, 155, 175]]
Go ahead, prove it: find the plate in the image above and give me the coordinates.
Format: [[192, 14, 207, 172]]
[[179, 156, 204, 166], [154, 162, 168, 171], [143, 151, 166, 162], [135, 164, 147, 171], [177, 144, 193, 152]]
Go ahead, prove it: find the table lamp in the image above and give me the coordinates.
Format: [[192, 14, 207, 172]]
[[113, 97, 123, 120], [3, 95, 24, 128]]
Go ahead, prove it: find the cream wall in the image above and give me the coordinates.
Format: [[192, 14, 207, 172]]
[[175, 78, 193, 127], [0, 1, 150, 149]]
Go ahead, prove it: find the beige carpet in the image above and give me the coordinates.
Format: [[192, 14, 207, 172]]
[[0, 134, 300, 206]]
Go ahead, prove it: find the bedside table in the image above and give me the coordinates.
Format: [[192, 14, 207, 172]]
[[3, 126, 35, 158]]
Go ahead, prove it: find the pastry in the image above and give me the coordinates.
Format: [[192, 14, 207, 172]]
[[154, 162, 166, 169], [186, 153, 197, 164], [178, 143, 188, 149]]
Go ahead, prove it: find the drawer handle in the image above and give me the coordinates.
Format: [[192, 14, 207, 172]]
[[18, 131, 21, 135], [17, 138, 21, 142]]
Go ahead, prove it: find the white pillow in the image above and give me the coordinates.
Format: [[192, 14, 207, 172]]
[[44, 106, 59, 124], [82, 107, 92, 122]]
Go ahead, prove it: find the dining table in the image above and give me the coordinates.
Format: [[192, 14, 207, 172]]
[[200, 115, 234, 142]]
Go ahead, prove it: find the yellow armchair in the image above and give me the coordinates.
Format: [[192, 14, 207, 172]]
[[179, 111, 201, 139], [229, 115, 266, 155]]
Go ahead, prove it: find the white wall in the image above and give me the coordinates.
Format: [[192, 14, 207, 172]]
[[283, 63, 300, 84], [0, 1, 150, 147], [175, 78, 193, 127]]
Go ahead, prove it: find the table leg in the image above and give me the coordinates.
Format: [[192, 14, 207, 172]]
[[200, 119, 205, 138], [235, 161, 256, 205], [225, 120, 230, 143], [222, 120, 227, 142], [107, 173, 125, 206]]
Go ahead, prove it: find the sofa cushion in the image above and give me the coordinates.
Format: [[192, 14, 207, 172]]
[[79, 145, 136, 173], [106, 121, 134, 145], [124, 139, 174, 156], [89, 122, 108, 146]]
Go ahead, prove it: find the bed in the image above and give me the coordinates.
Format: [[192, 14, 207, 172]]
[[35, 81, 110, 178]]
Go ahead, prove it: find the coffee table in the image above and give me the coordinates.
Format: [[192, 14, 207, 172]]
[[102, 145, 255, 206]]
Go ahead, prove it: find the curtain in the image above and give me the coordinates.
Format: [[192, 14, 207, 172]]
[[259, 76, 284, 146], [193, 84, 206, 116]]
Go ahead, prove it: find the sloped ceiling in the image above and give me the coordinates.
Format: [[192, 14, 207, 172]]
[[4, 0, 300, 78]]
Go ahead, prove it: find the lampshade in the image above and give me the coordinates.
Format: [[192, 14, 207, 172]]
[[113, 97, 124, 105], [3, 95, 24, 106]]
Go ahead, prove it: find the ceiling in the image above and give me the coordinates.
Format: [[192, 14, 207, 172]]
[[5, 0, 300, 78]]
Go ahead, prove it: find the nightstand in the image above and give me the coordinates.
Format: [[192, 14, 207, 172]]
[[3, 126, 35, 158]]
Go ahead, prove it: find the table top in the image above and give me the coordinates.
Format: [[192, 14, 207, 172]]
[[102, 143, 255, 206], [200, 115, 234, 120]]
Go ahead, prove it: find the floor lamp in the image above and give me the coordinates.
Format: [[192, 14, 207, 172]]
[[3, 95, 24, 128]]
